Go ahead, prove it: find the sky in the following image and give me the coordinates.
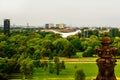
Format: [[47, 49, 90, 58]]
[[0, 0, 120, 27]]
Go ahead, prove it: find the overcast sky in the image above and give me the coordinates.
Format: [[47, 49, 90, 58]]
[[0, 0, 120, 27]]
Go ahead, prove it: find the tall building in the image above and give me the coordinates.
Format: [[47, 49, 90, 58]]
[[4, 19, 10, 36], [45, 23, 54, 28], [45, 24, 49, 29]]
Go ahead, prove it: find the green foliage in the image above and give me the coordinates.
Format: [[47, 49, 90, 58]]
[[81, 35, 101, 57], [42, 40, 54, 50], [53, 38, 76, 57], [53, 38, 68, 52], [33, 50, 41, 60], [70, 39, 82, 51], [82, 47, 93, 57], [54, 57, 59, 63], [88, 35, 101, 47], [63, 42, 75, 58], [75, 52, 83, 58], [27, 38, 41, 48], [55, 61, 60, 75], [80, 38, 88, 51], [67, 35, 79, 41], [75, 69, 86, 80], [19, 57, 34, 77], [49, 53, 54, 60], [0, 58, 9, 73], [41, 61, 48, 71], [0, 34, 8, 41], [60, 61, 65, 69], [109, 28, 120, 37], [48, 61, 54, 73], [33, 60, 41, 68], [1, 28, 120, 79], [111, 37, 120, 55], [0, 57, 19, 80], [33, 63, 99, 80], [54, 57, 60, 75], [58, 50, 63, 57]]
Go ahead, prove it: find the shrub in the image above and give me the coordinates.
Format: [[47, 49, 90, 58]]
[[55, 62, 60, 75], [54, 57, 59, 63], [60, 61, 65, 69], [75, 52, 83, 58], [82, 47, 93, 57], [49, 62, 54, 73], [54, 57, 60, 75], [75, 69, 85, 80], [82, 52, 92, 57], [41, 61, 48, 71]]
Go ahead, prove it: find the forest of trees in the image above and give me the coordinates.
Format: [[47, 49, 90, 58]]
[[0, 27, 120, 79]]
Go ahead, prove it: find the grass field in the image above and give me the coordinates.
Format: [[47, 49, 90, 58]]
[[9, 56, 120, 80], [33, 62, 120, 80]]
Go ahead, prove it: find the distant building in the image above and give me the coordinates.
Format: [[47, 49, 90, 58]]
[[45, 23, 54, 29], [56, 24, 66, 29], [4, 19, 10, 36], [56, 24, 59, 28], [59, 24, 65, 29], [45, 24, 49, 29]]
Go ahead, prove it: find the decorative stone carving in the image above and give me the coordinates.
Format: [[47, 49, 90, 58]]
[[96, 35, 117, 80]]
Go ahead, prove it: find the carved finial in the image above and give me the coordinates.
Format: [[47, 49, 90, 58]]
[[101, 35, 111, 44]]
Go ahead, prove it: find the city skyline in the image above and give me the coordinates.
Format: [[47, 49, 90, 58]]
[[0, 0, 120, 27]]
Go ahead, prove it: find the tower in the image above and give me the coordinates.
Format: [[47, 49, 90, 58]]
[[4, 19, 10, 36]]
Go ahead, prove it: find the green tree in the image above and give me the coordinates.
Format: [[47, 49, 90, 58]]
[[33, 49, 41, 60], [87, 35, 101, 55], [80, 38, 88, 51], [67, 35, 79, 41], [88, 35, 101, 49], [0, 34, 8, 41], [19, 57, 33, 80], [41, 39, 54, 57], [42, 39, 54, 51], [53, 38, 68, 53], [70, 39, 82, 51], [26, 38, 41, 49], [82, 47, 93, 57], [63, 42, 75, 58], [0, 58, 9, 73], [111, 37, 120, 55], [53, 38, 75, 57], [109, 28, 120, 37], [0, 41, 15, 58], [45, 33, 62, 41]]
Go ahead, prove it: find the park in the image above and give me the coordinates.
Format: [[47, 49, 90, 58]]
[[1, 26, 120, 80], [8, 57, 120, 80]]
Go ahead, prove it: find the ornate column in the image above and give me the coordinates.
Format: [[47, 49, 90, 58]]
[[96, 35, 117, 80]]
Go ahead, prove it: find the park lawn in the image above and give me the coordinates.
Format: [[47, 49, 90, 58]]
[[33, 62, 120, 80]]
